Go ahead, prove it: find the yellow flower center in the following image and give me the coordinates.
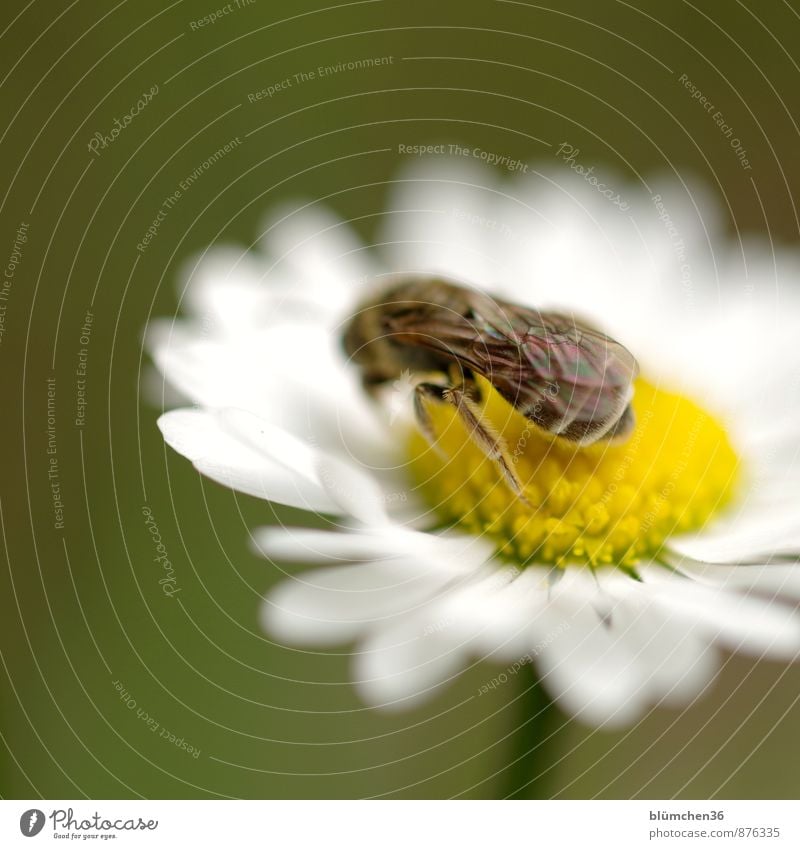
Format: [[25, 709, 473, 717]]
[[406, 377, 740, 569]]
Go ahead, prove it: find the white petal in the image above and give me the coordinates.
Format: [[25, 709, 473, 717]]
[[642, 567, 800, 659], [670, 556, 800, 602], [261, 205, 381, 323], [177, 246, 278, 334], [144, 317, 200, 354], [262, 559, 452, 646], [671, 505, 800, 563], [601, 581, 719, 707], [151, 326, 396, 467], [533, 588, 649, 728], [382, 160, 509, 286], [315, 454, 390, 526], [158, 407, 337, 513], [353, 615, 469, 709], [253, 527, 400, 563], [464, 566, 553, 661]]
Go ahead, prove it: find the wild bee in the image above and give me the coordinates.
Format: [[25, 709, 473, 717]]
[[342, 277, 638, 501]]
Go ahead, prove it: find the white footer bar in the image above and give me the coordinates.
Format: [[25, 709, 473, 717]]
[[2, 800, 796, 848]]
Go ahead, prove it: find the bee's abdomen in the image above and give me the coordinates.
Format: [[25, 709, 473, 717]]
[[521, 385, 635, 446]]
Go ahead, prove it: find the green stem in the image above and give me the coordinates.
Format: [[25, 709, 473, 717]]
[[504, 664, 561, 799]]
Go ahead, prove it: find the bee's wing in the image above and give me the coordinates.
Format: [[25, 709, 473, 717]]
[[514, 310, 638, 444], [383, 287, 638, 445], [460, 297, 638, 444]]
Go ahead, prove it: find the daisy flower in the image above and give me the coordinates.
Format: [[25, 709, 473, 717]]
[[148, 160, 800, 728]]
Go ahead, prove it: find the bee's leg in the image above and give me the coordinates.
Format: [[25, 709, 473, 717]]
[[443, 382, 530, 506], [413, 382, 450, 457]]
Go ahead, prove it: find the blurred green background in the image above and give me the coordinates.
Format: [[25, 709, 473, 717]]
[[2, 0, 799, 799]]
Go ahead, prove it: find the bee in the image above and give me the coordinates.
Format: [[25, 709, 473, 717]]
[[342, 277, 638, 501]]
